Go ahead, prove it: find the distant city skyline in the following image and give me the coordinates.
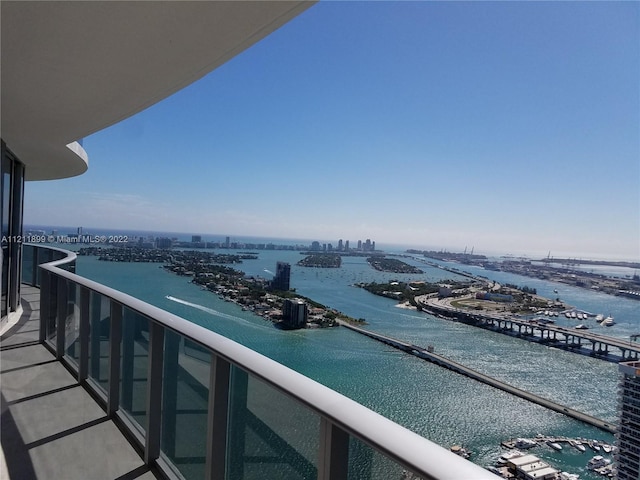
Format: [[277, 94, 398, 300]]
[[24, 2, 639, 261]]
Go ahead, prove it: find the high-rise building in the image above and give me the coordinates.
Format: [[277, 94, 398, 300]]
[[616, 361, 640, 480], [271, 261, 291, 292], [282, 298, 308, 329], [191, 235, 201, 243], [338, 239, 343, 251]]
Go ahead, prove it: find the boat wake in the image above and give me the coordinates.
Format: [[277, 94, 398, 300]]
[[263, 269, 274, 275], [165, 295, 247, 323]]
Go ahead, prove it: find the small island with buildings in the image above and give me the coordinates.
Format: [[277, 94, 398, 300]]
[[78, 246, 365, 330]]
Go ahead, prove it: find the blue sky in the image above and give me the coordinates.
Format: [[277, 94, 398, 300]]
[[25, 1, 639, 260]]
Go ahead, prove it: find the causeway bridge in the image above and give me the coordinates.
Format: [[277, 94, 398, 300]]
[[419, 299, 640, 362], [339, 321, 616, 434]]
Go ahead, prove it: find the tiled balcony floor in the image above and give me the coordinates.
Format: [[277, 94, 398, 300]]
[[0, 286, 161, 480]]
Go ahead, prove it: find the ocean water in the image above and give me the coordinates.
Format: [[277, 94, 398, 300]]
[[75, 248, 640, 478]]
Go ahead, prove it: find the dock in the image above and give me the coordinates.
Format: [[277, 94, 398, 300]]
[[339, 321, 616, 434]]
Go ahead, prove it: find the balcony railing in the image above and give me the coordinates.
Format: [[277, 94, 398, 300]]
[[26, 243, 498, 480]]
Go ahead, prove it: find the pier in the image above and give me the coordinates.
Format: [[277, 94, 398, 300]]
[[339, 321, 616, 434], [419, 298, 640, 362]]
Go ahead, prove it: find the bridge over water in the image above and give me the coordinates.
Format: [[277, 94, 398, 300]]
[[419, 299, 640, 362], [338, 321, 616, 434]]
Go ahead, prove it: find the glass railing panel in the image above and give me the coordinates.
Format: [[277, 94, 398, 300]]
[[64, 282, 81, 366], [87, 290, 111, 392], [161, 330, 210, 480], [348, 436, 409, 480], [119, 307, 150, 433], [22, 244, 34, 285], [226, 365, 319, 480]]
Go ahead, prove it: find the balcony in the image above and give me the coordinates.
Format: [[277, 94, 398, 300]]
[[1, 244, 498, 480]]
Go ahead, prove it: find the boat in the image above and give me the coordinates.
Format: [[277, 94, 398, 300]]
[[571, 440, 586, 452], [565, 312, 572, 319], [595, 314, 604, 322], [450, 445, 470, 459], [602, 444, 612, 454], [601, 316, 615, 327], [575, 324, 589, 330], [497, 450, 524, 465], [559, 472, 580, 480], [571, 312, 577, 318], [515, 438, 537, 449], [547, 440, 563, 451], [587, 455, 610, 470]]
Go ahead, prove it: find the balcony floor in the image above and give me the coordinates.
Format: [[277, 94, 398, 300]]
[[0, 285, 161, 480]]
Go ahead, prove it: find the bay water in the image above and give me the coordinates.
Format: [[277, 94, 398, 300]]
[[75, 247, 639, 478]]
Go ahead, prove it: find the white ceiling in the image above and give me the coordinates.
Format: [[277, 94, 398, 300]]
[[1, 1, 314, 180]]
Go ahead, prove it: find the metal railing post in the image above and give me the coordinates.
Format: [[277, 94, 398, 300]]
[[55, 275, 66, 359], [121, 309, 135, 412], [205, 353, 231, 480], [78, 287, 90, 383], [161, 330, 180, 458], [145, 321, 164, 464], [39, 268, 49, 342], [108, 301, 123, 416], [318, 418, 349, 480]]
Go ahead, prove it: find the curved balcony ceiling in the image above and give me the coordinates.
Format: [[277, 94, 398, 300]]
[[1, 1, 314, 180]]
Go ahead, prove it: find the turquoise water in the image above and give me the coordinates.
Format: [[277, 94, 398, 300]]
[[75, 249, 639, 478]]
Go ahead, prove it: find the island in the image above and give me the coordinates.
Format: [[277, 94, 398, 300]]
[[367, 257, 424, 274], [297, 253, 341, 268], [78, 247, 365, 329]]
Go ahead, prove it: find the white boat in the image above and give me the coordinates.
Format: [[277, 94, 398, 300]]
[[497, 450, 524, 465], [595, 314, 604, 321], [575, 324, 589, 330], [601, 316, 615, 326], [571, 312, 577, 318], [565, 312, 572, 318], [515, 438, 537, 449], [602, 444, 612, 453], [572, 441, 586, 452], [547, 440, 563, 451], [587, 455, 610, 470], [559, 472, 580, 480]]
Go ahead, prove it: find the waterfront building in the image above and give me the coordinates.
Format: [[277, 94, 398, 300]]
[[156, 237, 173, 249], [191, 235, 202, 243], [271, 261, 291, 292], [338, 239, 344, 251], [616, 361, 640, 480], [0, 2, 496, 480], [282, 298, 308, 329]]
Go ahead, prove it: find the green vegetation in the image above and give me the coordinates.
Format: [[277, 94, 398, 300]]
[[297, 253, 341, 268], [367, 257, 424, 274], [358, 281, 439, 303]]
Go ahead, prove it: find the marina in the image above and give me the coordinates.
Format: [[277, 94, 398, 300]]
[[495, 436, 617, 479]]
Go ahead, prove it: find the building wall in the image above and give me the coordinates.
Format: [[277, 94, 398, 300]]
[[0, 140, 25, 323], [617, 361, 640, 480]]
